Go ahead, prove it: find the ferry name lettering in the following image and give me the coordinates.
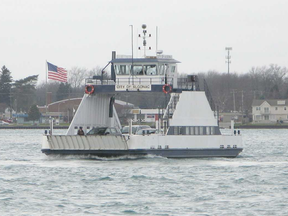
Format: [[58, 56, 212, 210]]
[[116, 84, 151, 91], [116, 85, 126, 89]]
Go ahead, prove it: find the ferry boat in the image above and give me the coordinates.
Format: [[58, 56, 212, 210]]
[[41, 25, 243, 158]]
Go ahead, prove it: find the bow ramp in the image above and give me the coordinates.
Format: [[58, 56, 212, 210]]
[[42, 135, 128, 151], [66, 94, 121, 136]]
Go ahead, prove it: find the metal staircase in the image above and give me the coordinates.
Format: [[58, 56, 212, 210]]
[[163, 93, 180, 120]]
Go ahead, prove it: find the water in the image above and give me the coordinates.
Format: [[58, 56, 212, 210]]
[[0, 129, 288, 216]]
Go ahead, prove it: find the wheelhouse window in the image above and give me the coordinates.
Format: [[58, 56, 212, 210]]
[[132, 65, 143, 75], [115, 65, 130, 75], [144, 65, 158, 75], [159, 64, 168, 75], [171, 66, 176, 73]]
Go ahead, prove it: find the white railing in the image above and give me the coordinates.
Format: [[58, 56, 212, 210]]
[[85, 77, 174, 86], [116, 77, 173, 85], [163, 93, 180, 119]]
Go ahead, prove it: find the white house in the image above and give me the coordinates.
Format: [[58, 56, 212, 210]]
[[252, 99, 288, 123]]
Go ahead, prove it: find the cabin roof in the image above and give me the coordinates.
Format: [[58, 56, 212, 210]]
[[110, 57, 180, 64]]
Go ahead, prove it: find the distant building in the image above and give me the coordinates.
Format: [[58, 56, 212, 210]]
[[38, 98, 135, 124], [252, 99, 288, 123], [13, 113, 28, 124], [3, 107, 16, 119], [38, 98, 82, 123], [130, 109, 160, 124]]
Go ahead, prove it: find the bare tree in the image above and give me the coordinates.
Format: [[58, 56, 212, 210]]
[[87, 66, 102, 78], [68, 67, 88, 88]]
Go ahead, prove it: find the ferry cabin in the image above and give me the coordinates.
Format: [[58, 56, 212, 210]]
[[110, 54, 180, 90]]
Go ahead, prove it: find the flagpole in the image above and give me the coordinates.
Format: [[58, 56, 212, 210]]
[[45, 60, 48, 124], [68, 77, 71, 124]]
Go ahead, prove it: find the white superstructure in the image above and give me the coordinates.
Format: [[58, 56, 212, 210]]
[[170, 91, 217, 126], [42, 24, 243, 158]]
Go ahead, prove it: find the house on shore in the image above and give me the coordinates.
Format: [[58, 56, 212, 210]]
[[252, 99, 288, 123]]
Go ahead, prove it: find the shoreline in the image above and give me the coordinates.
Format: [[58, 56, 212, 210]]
[[235, 124, 288, 129], [219, 122, 288, 129], [0, 125, 68, 129], [1, 125, 288, 129]]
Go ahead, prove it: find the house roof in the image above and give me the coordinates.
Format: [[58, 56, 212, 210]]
[[252, 99, 288, 107]]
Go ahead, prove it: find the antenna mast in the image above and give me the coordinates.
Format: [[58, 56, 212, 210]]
[[156, 26, 158, 56], [225, 47, 232, 74], [142, 24, 147, 57], [138, 24, 151, 57], [130, 25, 134, 75]]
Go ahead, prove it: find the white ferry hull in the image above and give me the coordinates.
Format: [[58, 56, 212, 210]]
[[41, 148, 243, 158], [41, 134, 243, 158]]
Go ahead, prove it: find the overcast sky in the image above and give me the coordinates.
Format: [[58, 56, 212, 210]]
[[1, 0, 287, 83]]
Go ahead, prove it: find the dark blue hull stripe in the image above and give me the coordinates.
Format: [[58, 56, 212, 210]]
[[41, 148, 243, 158]]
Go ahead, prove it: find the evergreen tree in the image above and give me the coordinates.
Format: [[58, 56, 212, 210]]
[[28, 104, 41, 123], [12, 75, 38, 112], [0, 66, 12, 106]]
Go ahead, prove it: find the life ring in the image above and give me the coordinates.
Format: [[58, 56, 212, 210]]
[[162, 84, 172, 94], [85, 85, 94, 94]]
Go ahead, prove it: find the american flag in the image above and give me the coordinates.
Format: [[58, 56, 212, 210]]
[[47, 62, 68, 82]]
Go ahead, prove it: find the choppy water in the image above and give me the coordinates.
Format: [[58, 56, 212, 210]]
[[0, 129, 288, 216]]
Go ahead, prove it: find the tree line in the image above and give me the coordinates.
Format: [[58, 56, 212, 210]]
[[0, 66, 104, 115], [199, 64, 288, 113], [0, 64, 287, 116]]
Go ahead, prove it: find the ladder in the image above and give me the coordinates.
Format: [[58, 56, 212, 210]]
[[163, 93, 180, 119]]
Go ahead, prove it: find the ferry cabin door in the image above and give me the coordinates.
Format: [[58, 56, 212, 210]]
[[163, 64, 178, 88]]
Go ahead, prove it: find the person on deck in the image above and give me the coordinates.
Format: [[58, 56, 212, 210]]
[[77, 127, 85, 135]]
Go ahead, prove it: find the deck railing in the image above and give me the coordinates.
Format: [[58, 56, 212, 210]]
[[85, 77, 174, 86], [85, 76, 215, 95]]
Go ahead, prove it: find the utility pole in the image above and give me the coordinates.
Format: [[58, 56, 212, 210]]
[[9, 90, 12, 119], [225, 47, 232, 74], [241, 90, 244, 123], [231, 89, 236, 112], [130, 25, 134, 75]]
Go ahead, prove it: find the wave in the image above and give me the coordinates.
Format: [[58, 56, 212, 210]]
[[43, 154, 168, 161]]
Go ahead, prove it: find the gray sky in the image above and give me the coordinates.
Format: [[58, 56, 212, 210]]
[[1, 0, 287, 83]]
